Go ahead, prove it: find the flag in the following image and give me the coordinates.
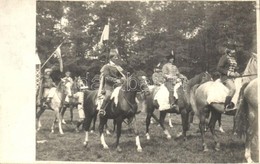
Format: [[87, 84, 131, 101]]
[[53, 45, 63, 72], [99, 24, 109, 45], [93, 24, 109, 51]]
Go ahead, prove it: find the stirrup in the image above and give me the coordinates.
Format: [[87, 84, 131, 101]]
[[98, 110, 106, 116]]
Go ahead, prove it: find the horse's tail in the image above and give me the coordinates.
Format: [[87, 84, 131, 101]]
[[234, 83, 249, 138], [189, 84, 200, 116]]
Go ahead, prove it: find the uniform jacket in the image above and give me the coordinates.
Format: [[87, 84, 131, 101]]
[[162, 62, 181, 81], [100, 63, 125, 91], [42, 75, 56, 88], [217, 54, 238, 81]]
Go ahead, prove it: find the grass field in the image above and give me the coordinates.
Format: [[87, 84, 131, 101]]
[[36, 108, 258, 163]]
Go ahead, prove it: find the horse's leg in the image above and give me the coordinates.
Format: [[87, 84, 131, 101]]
[[51, 116, 57, 133], [115, 118, 123, 152], [82, 116, 93, 147], [57, 108, 64, 135], [99, 117, 109, 149], [132, 117, 142, 152], [168, 113, 173, 128], [159, 111, 171, 139], [70, 105, 74, 123], [145, 109, 155, 140], [245, 134, 254, 163], [60, 106, 67, 124], [179, 108, 189, 141], [218, 114, 225, 133], [208, 109, 220, 151], [105, 122, 111, 135], [90, 110, 97, 133], [199, 107, 209, 152], [36, 106, 46, 131]]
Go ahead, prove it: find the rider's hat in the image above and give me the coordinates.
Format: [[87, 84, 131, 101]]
[[109, 48, 119, 60], [44, 68, 52, 74]]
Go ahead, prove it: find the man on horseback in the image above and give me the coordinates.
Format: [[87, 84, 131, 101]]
[[161, 52, 186, 113], [41, 68, 57, 107], [217, 47, 240, 112], [97, 48, 126, 116]]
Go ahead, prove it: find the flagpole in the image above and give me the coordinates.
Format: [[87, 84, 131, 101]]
[[41, 41, 64, 70]]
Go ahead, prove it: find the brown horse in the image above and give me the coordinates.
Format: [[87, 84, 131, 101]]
[[234, 78, 258, 163], [145, 71, 212, 141], [192, 54, 257, 152], [36, 79, 72, 134], [83, 73, 150, 152]]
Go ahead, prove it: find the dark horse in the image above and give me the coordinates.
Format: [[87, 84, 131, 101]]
[[145, 72, 212, 140], [234, 78, 258, 163], [82, 73, 150, 152]]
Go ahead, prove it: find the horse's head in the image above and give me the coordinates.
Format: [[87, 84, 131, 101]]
[[200, 71, 213, 84], [60, 78, 73, 97]]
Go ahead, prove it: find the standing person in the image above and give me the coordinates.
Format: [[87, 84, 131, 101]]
[[97, 48, 126, 116], [41, 68, 56, 107], [161, 53, 185, 113], [217, 48, 240, 111]]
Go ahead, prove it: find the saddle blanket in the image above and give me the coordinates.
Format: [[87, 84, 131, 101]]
[[154, 84, 171, 111], [110, 86, 122, 107], [206, 79, 241, 106]]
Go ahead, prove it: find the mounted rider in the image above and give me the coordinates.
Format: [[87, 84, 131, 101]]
[[41, 68, 57, 107], [217, 44, 240, 112], [97, 48, 126, 116], [161, 52, 186, 113]]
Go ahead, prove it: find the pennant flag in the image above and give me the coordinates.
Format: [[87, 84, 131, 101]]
[[53, 45, 63, 72], [99, 24, 109, 45], [93, 24, 109, 51]]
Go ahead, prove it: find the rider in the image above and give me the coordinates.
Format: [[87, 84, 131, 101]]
[[217, 47, 240, 111], [42, 68, 56, 107], [152, 63, 165, 86], [161, 52, 186, 113], [97, 48, 126, 116]]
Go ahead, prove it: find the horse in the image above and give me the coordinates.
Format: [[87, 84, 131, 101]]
[[82, 73, 150, 152], [36, 79, 73, 134], [234, 78, 258, 163], [60, 76, 87, 124], [145, 71, 212, 141], [192, 53, 257, 152]]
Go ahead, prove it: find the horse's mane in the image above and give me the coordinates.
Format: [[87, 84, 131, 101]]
[[242, 54, 257, 83]]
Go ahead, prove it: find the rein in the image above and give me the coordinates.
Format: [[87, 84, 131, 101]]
[[239, 74, 257, 77]]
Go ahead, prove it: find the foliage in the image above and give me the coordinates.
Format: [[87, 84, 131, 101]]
[[36, 1, 256, 78]]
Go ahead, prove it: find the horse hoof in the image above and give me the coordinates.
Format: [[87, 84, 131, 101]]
[[167, 135, 172, 139], [116, 147, 122, 152], [176, 132, 183, 138], [137, 148, 142, 152], [215, 143, 220, 151], [146, 134, 150, 140], [84, 141, 88, 147], [75, 128, 80, 133], [203, 148, 209, 152], [219, 127, 225, 133], [103, 145, 109, 150], [106, 130, 111, 135], [90, 130, 94, 133], [60, 132, 64, 135], [183, 137, 187, 141]]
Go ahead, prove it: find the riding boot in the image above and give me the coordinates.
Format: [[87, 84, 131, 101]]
[[153, 99, 160, 109], [224, 96, 233, 112], [43, 97, 52, 108]]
